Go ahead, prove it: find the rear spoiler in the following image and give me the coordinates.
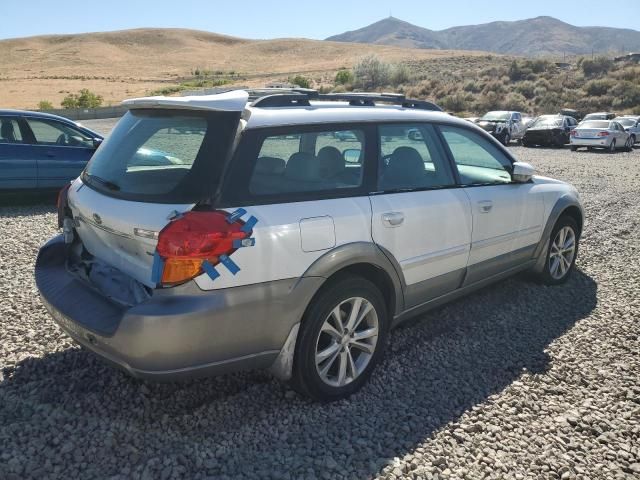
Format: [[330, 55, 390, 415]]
[[122, 90, 249, 112]]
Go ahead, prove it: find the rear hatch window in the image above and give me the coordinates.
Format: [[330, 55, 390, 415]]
[[82, 108, 241, 203]]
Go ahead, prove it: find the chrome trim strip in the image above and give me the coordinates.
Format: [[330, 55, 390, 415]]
[[77, 213, 134, 239], [400, 244, 470, 270], [472, 225, 541, 250]]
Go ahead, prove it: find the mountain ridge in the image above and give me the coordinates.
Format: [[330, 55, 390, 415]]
[[326, 16, 640, 56]]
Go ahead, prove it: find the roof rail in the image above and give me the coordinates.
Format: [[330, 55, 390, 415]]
[[250, 89, 442, 111], [250, 94, 311, 107]]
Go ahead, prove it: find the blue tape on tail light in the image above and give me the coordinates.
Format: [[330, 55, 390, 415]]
[[233, 238, 256, 248], [226, 208, 247, 223], [240, 216, 258, 233], [201, 260, 220, 281], [151, 252, 164, 285], [219, 255, 240, 275]]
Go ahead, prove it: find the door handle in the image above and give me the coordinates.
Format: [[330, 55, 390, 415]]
[[382, 212, 404, 227], [478, 200, 493, 213]]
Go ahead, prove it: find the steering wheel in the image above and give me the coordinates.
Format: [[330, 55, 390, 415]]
[[56, 133, 68, 146]]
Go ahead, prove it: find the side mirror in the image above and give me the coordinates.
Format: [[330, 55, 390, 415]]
[[343, 148, 361, 164], [93, 138, 103, 149], [512, 162, 535, 183]]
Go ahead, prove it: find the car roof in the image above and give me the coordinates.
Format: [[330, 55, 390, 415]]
[[0, 109, 80, 123], [122, 90, 470, 130], [243, 102, 466, 129]]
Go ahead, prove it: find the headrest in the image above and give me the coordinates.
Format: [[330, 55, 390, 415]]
[[317, 146, 345, 179], [284, 152, 319, 181]]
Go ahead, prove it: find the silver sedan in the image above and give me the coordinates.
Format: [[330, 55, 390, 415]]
[[614, 116, 640, 145], [570, 120, 632, 153]]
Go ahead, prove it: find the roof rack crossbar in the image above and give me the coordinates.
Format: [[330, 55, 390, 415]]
[[250, 94, 311, 108]]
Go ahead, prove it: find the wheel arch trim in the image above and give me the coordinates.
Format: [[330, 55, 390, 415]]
[[533, 194, 584, 272]]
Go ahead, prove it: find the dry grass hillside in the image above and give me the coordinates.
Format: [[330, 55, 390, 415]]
[[0, 28, 483, 109]]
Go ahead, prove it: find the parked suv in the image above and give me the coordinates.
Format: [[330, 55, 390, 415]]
[[36, 90, 584, 401], [475, 111, 526, 145]]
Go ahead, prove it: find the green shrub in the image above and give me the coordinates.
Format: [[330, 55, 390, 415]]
[[289, 75, 312, 89], [580, 56, 614, 77], [38, 100, 54, 110], [439, 93, 468, 112], [501, 92, 528, 112], [584, 79, 615, 97], [61, 89, 103, 109], [390, 64, 412, 86], [515, 81, 536, 100], [334, 69, 354, 85], [353, 55, 391, 90], [463, 80, 482, 93]]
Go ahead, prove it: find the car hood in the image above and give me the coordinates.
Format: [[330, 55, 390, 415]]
[[476, 121, 505, 131], [526, 126, 560, 132]]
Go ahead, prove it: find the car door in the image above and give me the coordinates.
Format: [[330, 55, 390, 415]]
[[22, 117, 96, 189], [0, 116, 37, 189], [438, 125, 544, 286], [614, 122, 628, 146], [369, 123, 472, 308]]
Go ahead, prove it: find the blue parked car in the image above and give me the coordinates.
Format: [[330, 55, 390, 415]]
[[0, 110, 103, 191]]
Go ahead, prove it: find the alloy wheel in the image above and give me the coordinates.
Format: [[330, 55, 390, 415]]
[[315, 297, 379, 387], [549, 226, 576, 280]]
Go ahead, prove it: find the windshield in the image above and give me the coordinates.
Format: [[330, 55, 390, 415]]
[[615, 118, 636, 127], [583, 114, 608, 121], [531, 116, 562, 128], [480, 112, 510, 121], [83, 109, 240, 203], [579, 121, 610, 129]]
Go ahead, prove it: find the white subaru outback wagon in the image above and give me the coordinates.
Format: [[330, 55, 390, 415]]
[[36, 89, 583, 401]]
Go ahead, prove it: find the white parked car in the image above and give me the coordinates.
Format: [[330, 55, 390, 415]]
[[475, 111, 526, 145], [614, 116, 640, 145], [570, 119, 633, 152], [36, 90, 584, 401]]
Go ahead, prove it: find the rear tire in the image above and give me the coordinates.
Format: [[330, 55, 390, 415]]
[[609, 140, 616, 153], [291, 276, 388, 401], [570, 145, 578, 152], [535, 215, 579, 286]]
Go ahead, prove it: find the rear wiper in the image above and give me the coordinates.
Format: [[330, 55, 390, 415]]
[[85, 173, 120, 191]]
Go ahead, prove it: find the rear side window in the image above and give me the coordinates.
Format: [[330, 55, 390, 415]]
[[378, 124, 454, 191], [0, 118, 23, 144], [439, 126, 513, 185], [83, 109, 240, 203], [25, 118, 93, 148], [248, 128, 364, 195]]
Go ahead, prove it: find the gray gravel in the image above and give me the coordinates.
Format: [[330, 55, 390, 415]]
[[1, 145, 639, 480]]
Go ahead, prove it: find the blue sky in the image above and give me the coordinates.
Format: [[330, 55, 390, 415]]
[[2, 0, 639, 40]]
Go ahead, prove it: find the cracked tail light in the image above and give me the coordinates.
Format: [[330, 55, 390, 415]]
[[156, 211, 247, 285]]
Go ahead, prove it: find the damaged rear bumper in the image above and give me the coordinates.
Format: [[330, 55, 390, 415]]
[[35, 235, 321, 381]]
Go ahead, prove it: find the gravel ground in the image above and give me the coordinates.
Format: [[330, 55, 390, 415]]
[[1, 144, 639, 480]]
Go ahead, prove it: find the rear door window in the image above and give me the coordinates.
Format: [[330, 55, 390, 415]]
[[25, 118, 94, 148], [0, 118, 24, 144], [83, 109, 240, 203], [247, 128, 365, 196]]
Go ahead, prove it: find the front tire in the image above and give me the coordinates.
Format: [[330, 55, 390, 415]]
[[502, 132, 511, 146], [570, 145, 578, 152], [291, 276, 388, 401], [535, 216, 579, 285]]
